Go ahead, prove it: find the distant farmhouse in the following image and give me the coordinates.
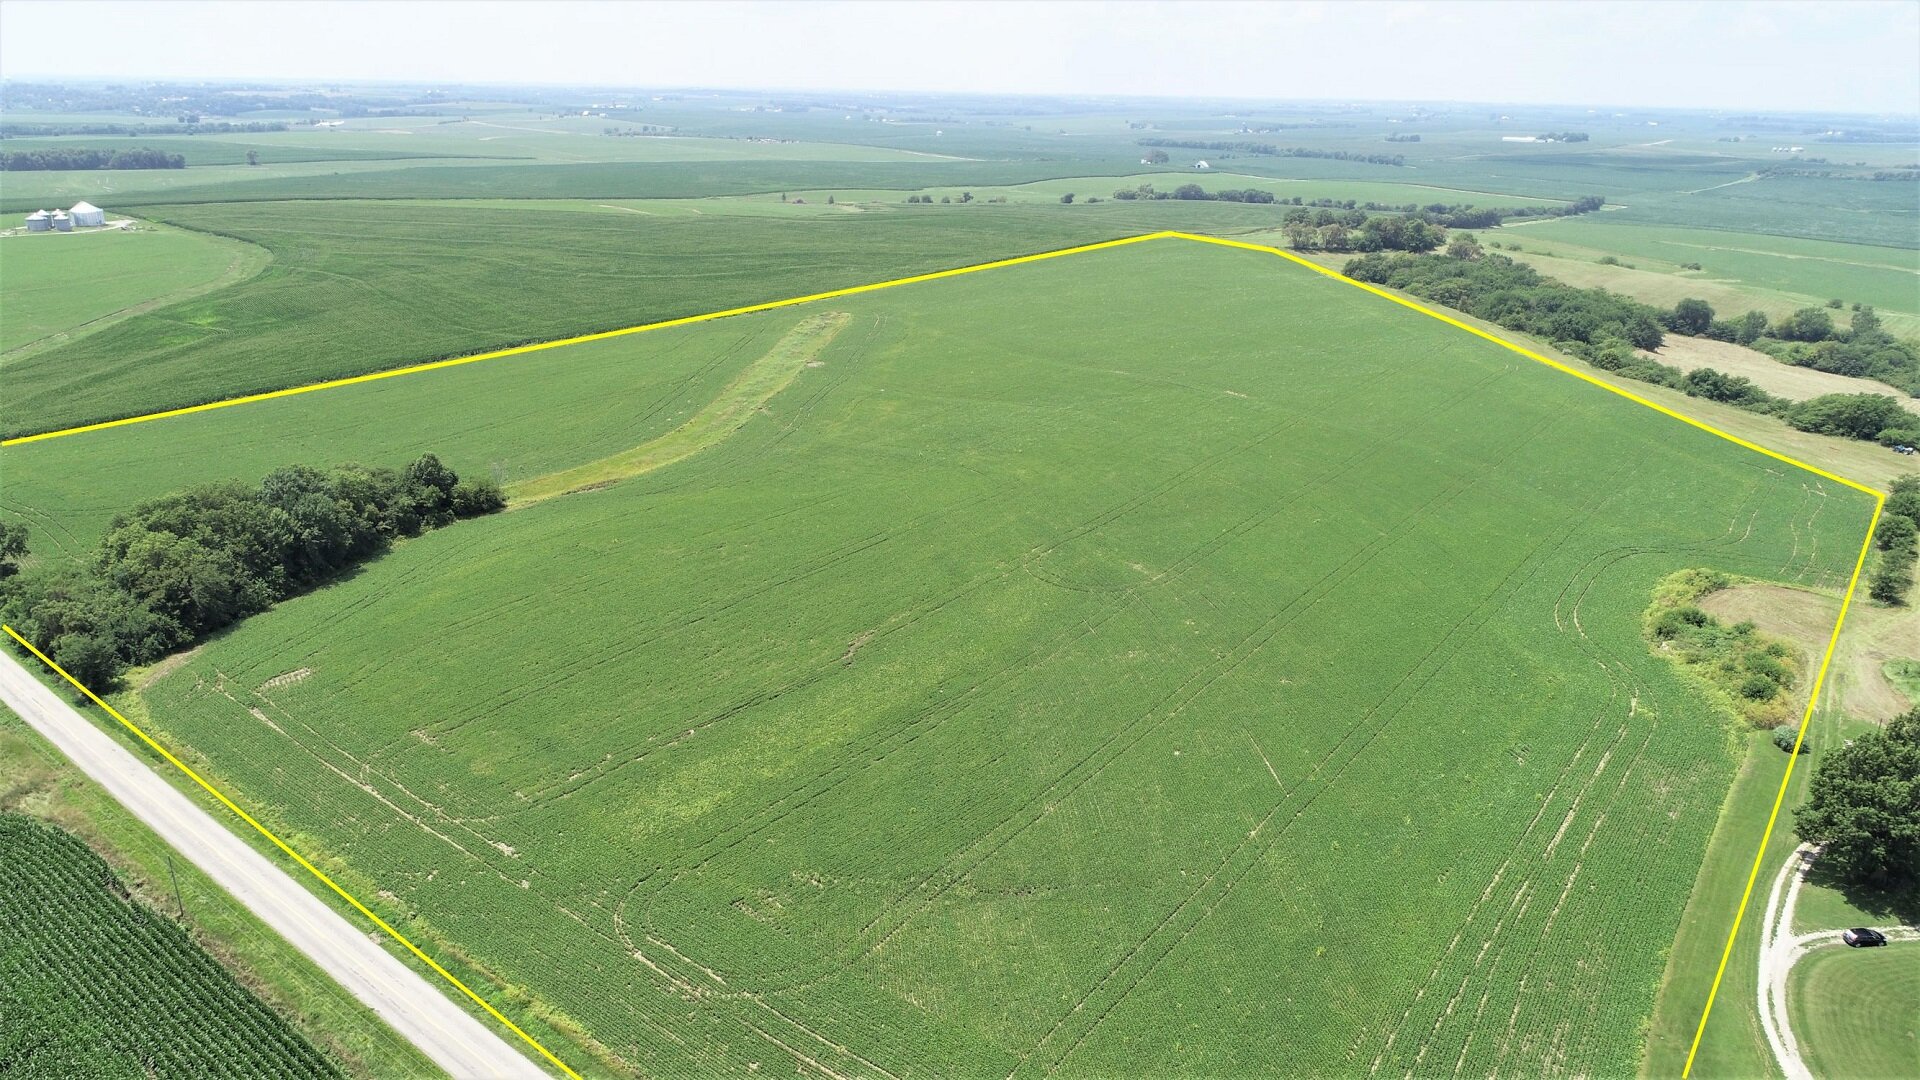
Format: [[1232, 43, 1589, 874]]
[[22, 201, 109, 232]]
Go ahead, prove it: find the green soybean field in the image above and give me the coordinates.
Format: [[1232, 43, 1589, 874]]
[[2, 238, 1878, 1077]]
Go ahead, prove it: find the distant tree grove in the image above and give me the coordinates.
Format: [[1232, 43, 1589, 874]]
[[1135, 139, 1407, 166], [1, 147, 185, 171]]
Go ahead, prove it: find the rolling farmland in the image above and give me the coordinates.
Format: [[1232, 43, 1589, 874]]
[[0, 813, 339, 1078], [0, 200, 1274, 439], [4, 239, 1877, 1075], [0, 223, 267, 354]]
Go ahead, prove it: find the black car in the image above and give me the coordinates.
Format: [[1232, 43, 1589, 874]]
[[1842, 928, 1888, 947]]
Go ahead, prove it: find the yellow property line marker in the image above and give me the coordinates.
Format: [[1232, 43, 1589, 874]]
[[1, 229, 1885, 1076], [0, 232, 1176, 448], [1165, 231, 1883, 1076], [1, 624, 585, 1080]]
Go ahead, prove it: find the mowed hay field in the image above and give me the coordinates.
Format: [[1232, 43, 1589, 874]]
[[3, 239, 1878, 1076]]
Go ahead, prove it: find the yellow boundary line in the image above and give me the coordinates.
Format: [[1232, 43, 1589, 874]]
[[0, 624, 584, 1080], [1, 233, 1170, 448], [1, 230, 1886, 1077]]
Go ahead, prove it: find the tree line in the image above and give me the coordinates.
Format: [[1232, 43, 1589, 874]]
[[1109, 182, 1278, 203], [1344, 250, 1667, 348], [0, 121, 288, 138], [0, 455, 503, 687], [1383, 133, 1421, 142], [0, 147, 185, 171], [1344, 250, 1920, 452], [1869, 476, 1920, 604], [1277, 195, 1605, 248], [1135, 139, 1406, 166]]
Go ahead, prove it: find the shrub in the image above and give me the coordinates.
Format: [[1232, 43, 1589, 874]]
[[1652, 605, 1711, 639], [451, 477, 507, 517], [1772, 724, 1804, 753]]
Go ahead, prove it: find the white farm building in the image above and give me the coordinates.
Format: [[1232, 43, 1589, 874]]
[[21, 202, 110, 232]]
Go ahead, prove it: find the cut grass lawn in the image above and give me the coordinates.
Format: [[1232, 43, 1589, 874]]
[[1787, 941, 1919, 1080], [3, 238, 1878, 1077]]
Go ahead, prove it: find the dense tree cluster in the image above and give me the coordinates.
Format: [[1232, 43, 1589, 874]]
[[1383, 133, 1421, 142], [1870, 476, 1920, 604], [0, 522, 26, 579], [1343, 252, 1667, 349], [0, 455, 503, 686], [1534, 131, 1590, 142], [1287, 211, 1447, 253], [1747, 305, 1920, 395], [1254, 195, 1605, 239], [1795, 709, 1920, 891], [1134, 139, 1406, 166], [0, 147, 185, 171], [1109, 182, 1276, 203]]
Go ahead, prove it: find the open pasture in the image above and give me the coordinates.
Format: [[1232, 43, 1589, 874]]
[[3, 238, 1876, 1077]]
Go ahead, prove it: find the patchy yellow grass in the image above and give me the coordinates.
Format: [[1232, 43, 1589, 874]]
[[507, 311, 850, 506], [1647, 336, 1919, 412]]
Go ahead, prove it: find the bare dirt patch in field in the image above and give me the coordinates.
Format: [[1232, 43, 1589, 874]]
[[1705, 582, 1920, 723], [1699, 584, 1841, 715]]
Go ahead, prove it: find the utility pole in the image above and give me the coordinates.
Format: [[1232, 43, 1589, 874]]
[[166, 853, 186, 920]]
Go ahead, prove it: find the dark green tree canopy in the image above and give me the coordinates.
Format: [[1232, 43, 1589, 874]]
[[1796, 711, 1920, 889]]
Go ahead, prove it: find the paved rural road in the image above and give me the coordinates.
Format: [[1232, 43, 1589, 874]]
[[1755, 843, 1918, 1080], [0, 649, 550, 1079]]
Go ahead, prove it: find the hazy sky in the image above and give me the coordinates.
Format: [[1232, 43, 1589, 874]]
[[3, 0, 1917, 114]]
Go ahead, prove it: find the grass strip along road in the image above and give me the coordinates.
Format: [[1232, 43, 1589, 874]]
[[0, 638, 558, 1079]]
